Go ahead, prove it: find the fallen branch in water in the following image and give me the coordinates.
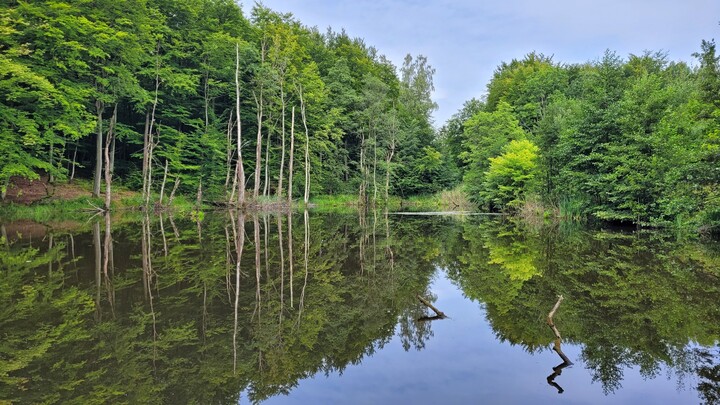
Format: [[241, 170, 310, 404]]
[[417, 294, 446, 319], [546, 294, 573, 366]]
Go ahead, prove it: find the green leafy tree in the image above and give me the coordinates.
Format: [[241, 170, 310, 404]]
[[481, 139, 539, 210], [461, 101, 527, 205]]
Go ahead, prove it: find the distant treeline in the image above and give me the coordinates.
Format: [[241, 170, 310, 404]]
[[441, 44, 720, 230]]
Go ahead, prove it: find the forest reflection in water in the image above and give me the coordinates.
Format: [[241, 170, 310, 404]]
[[1, 212, 719, 404]]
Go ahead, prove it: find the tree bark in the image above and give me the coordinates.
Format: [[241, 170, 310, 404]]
[[277, 87, 286, 199], [300, 90, 310, 205], [385, 138, 395, 203], [69, 144, 77, 183], [234, 43, 246, 206], [168, 176, 180, 206], [253, 89, 263, 200], [143, 47, 160, 208], [288, 106, 295, 204], [225, 110, 234, 192], [93, 99, 104, 197], [159, 159, 169, 206], [103, 104, 117, 211]]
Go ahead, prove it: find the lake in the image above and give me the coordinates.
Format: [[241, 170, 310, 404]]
[[1, 211, 719, 404]]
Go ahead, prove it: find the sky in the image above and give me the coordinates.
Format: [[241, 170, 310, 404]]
[[246, 0, 720, 125]]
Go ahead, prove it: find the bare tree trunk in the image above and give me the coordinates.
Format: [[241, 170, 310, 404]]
[[277, 87, 287, 199], [159, 159, 169, 206], [93, 99, 104, 197], [385, 138, 395, 203], [263, 112, 272, 198], [235, 43, 246, 206], [298, 89, 310, 205], [359, 131, 366, 206], [144, 47, 161, 208], [253, 43, 266, 201], [225, 110, 234, 192], [103, 104, 117, 211], [373, 137, 378, 206], [253, 89, 263, 200], [69, 144, 78, 183], [288, 106, 295, 204], [142, 112, 150, 203], [168, 177, 180, 206]]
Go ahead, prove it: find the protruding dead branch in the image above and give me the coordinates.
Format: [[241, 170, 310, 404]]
[[546, 294, 573, 394], [417, 294, 447, 319]]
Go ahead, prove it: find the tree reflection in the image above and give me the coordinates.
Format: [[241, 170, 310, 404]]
[[2, 213, 719, 403], [448, 216, 720, 395]]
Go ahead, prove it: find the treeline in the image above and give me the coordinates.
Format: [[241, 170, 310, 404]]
[[0, 0, 444, 207], [440, 44, 720, 230]]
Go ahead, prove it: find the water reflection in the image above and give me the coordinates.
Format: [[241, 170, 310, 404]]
[[0, 213, 719, 403]]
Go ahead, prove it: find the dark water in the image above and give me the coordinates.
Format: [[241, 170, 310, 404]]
[[1, 212, 719, 404]]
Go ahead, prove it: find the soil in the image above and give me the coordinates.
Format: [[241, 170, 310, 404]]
[[3, 175, 136, 205]]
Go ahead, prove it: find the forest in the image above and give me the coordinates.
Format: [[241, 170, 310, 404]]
[[1, 0, 720, 231]]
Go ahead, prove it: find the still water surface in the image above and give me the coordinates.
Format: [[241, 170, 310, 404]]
[[1, 212, 719, 404]]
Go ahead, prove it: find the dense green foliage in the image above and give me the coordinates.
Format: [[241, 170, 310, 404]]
[[0, 0, 440, 205], [442, 45, 720, 230], [3, 1, 720, 230]]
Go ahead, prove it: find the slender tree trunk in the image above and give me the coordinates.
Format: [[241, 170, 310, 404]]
[[235, 43, 246, 206], [103, 104, 117, 211], [168, 177, 180, 206], [225, 110, 234, 192], [159, 159, 169, 206], [93, 99, 104, 197], [110, 131, 116, 175], [142, 112, 150, 203], [69, 144, 77, 183], [263, 111, 272, 197], [298, 89, 310, 205], [288, 106, 295, 203], [359, 131, 366, 206], [144, 42, 161, 208], [254, 89, 263, 200], [385, 139, 395, 203], [373, 136, 378, 206], [277, 87, 286, 199]]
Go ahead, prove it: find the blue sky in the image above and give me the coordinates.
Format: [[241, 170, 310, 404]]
[[247, 1, 720, 125]]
